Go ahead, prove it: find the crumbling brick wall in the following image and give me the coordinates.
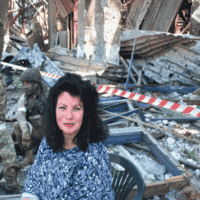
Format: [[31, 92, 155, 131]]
[[190, 0, 200, 36]]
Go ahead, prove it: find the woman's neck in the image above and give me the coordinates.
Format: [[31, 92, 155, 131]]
[[63, 138, 77, 150]]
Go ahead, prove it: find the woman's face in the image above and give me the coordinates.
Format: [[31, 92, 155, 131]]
[[56, 91, 84, 137]]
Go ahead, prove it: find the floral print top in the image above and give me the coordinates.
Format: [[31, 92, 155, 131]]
[[21, 137, 115, 200]]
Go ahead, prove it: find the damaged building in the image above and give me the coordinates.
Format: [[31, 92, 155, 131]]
[[1, 0, 200, 199]]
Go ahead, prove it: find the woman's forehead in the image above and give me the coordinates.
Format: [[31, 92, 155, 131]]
[[57, 91, 82, 105]]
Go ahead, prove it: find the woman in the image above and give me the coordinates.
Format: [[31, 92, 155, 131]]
[[21, 73, 115, 200]]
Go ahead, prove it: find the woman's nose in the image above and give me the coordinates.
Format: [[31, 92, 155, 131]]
[[65, 109, 73, 119]]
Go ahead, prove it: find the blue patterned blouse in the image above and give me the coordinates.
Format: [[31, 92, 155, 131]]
[[21, 137, 115, 200]]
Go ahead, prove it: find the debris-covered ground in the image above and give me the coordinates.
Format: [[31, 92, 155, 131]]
[[2, 71, 200, 199], [1, 0, 200, 199], [1, 36, 200, 199]]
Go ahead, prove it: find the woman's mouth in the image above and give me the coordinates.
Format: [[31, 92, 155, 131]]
[[64, 123, 75, 128]]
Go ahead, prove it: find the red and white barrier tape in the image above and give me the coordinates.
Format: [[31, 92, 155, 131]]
[[2, 61, 200, 117], [39, 71, 60, 79], [97, 85, 200, 117]]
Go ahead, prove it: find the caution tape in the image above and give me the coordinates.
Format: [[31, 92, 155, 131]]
[[39, 71, 60, 79], [97, 85, 200, 117], [2, 61, 200, 117]]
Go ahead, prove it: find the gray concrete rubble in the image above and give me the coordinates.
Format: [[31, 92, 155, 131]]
[[2, 0, 200, 198], [100, 89, 200, 199]]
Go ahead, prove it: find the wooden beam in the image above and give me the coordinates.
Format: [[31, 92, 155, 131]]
[[135, 0, 152, 30], [9, 7, 24, 27], [120, 56, 137, 84], [22, 0, 25, 34]]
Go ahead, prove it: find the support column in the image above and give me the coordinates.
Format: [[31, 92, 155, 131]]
[[83, 0, 121, 65], [77, 0, 86, 58], [48, 0, 57, 49], [94, 0, 105, 61]]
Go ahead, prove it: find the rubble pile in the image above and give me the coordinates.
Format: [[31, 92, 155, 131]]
[[99, 90, 200, 199], [1, 0, 200, 199], [2, 40, 200, 199], [2, 8, 200, 199]]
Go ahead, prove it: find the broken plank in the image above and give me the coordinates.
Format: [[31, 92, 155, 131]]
[[104, 109, 140, 124], [26, 19, 46, 52], [10, 35, 26, 43], [100, 101, 128, 112], [121, 34, 168, 47], [127, 143, 200, 170], [135, 37, 185, 55], [129, 85, 197, 94], [150, 117, 200, 122], [126, 140, 191, 199], [142, 0, 162, 30], [10, 27, 26, 40], [125, 0, 145, 29], [122, 35, 175, 52], [135, 0, 153, 30], [125, 58, 147, 84], [120, 57, 137, 84], [142, 127, 186, 175], [127, 173, 191, 199]]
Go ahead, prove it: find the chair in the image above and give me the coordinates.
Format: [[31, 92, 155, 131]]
[[109, 153, 145, 200]]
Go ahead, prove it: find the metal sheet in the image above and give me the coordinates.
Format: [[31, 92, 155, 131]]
[[120, 34, 196, 58]]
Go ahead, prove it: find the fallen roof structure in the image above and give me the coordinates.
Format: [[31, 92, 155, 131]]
[[125, 0, 183, 32], [116, 30, 200, 87]]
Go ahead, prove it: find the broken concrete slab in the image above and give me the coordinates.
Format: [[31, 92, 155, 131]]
[[55, 54, 108, 74]]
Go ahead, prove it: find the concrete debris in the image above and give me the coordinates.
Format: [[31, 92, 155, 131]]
[[119, 30, 200, 87], [2, 5, 200, 200], [2, 0, 200, 198], [99, 92, 200, 199]]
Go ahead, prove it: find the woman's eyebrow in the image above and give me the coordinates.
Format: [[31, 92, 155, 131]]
[[57, 103, 83, 107], [57, 103, 67, 106], [74, 103, 83, 107]]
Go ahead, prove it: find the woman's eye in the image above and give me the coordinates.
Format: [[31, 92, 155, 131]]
[[73, 107, 81, 111], [59, 107, 66, 110]]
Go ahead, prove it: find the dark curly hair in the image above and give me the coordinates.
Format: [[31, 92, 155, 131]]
[[44, 73, 109, 153]]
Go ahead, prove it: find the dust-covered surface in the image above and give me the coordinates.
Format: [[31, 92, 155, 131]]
[[1, 49, 200, 198], [2, 73, 200, 199]]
